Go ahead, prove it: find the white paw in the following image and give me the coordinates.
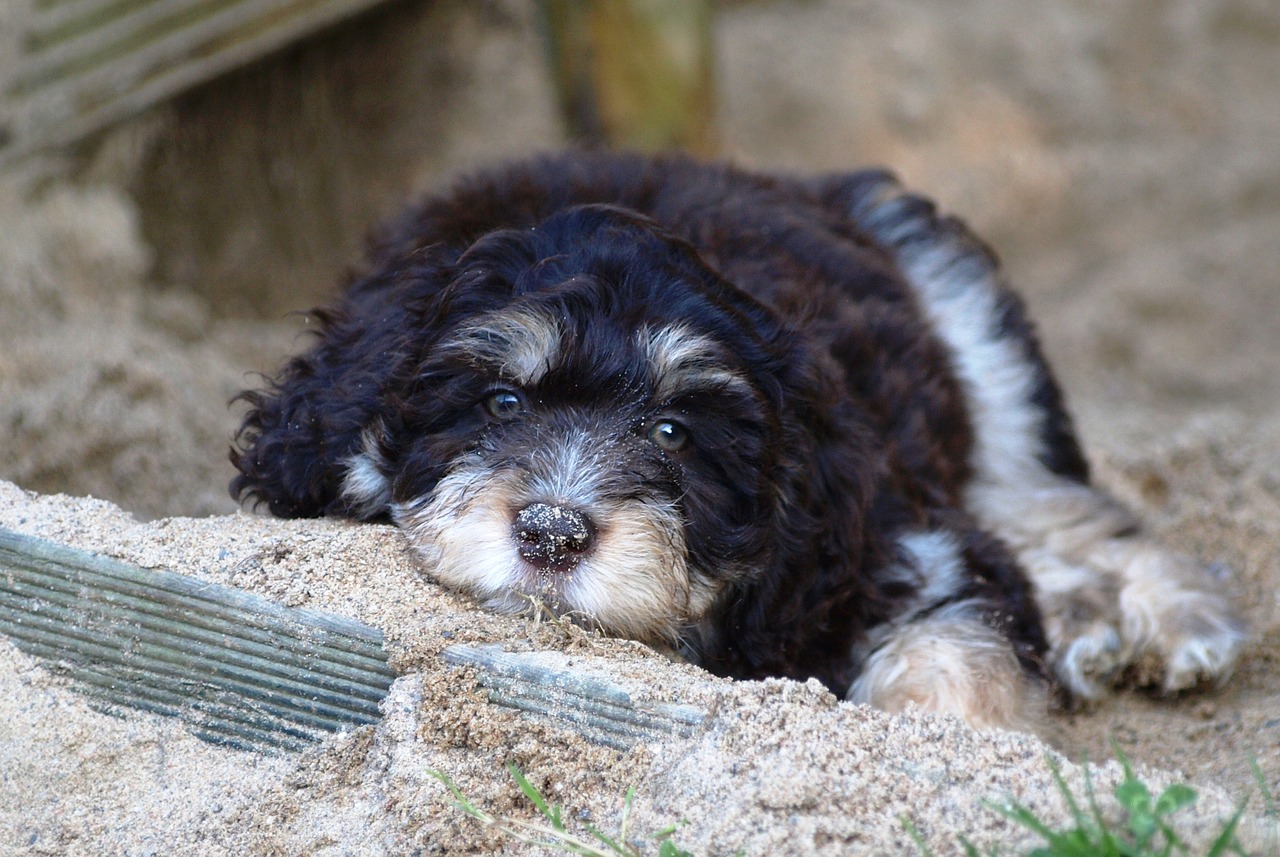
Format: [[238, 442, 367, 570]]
[[1022, 549, 1128, 700], [1029, 539, 1245, 700], [1049, 621, 1127, 700], [1104, 541, 1246, 694], [1163, 630, 1244, 692], [1138, 589, 1246, 693]]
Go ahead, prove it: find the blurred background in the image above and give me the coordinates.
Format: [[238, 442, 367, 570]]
[[0, 0, 1276, 520]]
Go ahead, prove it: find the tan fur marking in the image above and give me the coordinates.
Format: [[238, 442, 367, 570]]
[[640, 324, 754, 402], [847, 602, 1046, 733], [442, 307, 564, 386]]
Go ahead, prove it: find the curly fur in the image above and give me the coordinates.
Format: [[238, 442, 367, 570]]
[[233, 152, 1243, 729]]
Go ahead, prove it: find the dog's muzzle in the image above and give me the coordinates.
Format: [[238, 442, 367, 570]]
[[513, 502, 596, 572]]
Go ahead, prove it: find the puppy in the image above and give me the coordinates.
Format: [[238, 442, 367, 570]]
[[231, 152, 1243, 731]]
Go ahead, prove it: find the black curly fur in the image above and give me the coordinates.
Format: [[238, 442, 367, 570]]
[[232, 151, 1071, 694]]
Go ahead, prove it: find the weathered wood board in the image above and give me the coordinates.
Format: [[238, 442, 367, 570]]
[[444, 643, 706, 751], [0, 525, 706, 756], [0, 526, 397, 752], [0, 0, 395, 169]]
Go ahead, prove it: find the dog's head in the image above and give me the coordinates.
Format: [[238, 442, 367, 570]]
[[234, 204, 873, 649]]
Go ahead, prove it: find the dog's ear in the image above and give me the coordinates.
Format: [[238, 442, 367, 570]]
[[230, 301, 406, 519], [229, 236, 474, 519], [231, 210, 573, 519], [708, 342, 890, 687]]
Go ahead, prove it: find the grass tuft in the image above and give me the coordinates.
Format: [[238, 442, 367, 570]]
[[906, 746, 1271, 857], [429, 763, 694, 857]]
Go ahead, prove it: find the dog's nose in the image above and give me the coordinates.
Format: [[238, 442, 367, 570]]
[[513, 502, 595, 571]]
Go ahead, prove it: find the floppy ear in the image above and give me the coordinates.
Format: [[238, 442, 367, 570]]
[[700, 340, 892, 689], [230, 231, 536, 519], [230, 300, 408, 519], [229, 238, 460, 520]]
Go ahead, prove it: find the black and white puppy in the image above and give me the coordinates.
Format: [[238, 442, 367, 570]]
[[232, 152, 1243, 730]]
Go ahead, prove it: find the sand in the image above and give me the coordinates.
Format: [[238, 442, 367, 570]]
[[2, 0, 1279, 853], [1, 483, 1273, 855]]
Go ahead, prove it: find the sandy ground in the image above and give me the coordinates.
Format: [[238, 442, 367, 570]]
[[2, 0, 1279, 853], [1, 483, 1274, 855]]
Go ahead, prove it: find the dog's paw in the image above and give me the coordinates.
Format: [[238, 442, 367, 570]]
[[1092, 539, 1246, 694], [1049, 619, 1127, 700], [1159, 617, 1245, 693], [1026, 539, 1245, 700], [1109, 547, 1247, 693], [1021, 549, 1128, 699]]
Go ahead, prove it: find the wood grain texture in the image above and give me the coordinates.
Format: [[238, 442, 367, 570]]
[[0, 526, 396, 753], [0, 0, 393, 168], [444, 643, 705, 751]]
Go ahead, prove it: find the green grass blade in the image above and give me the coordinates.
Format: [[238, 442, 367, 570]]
[[1250, 757, 1276, 815], [582, 822, 632, 856], [1047, 755, 1090, 829], [507, 762, 560, 827], [902, 816, 936, 856], [426, 769, 493, 824], [1079, 755, 1124, 852], [990, 799, 1081, 848], [1249, 756, 1280, 857], [1111, 741, 1135, 779], [1205, 795, 1249, 857], [658, 841, 695, 857], [620, 785, 635, 849]]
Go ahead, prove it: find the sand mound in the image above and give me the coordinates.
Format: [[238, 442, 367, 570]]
[[3, 482, 1274, 855]]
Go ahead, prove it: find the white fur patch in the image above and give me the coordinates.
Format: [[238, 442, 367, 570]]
[[897, 529, 966, 611], [856, 196, 1051, 508], [339, 425, 392, 518], [525, 428, 611, 511]]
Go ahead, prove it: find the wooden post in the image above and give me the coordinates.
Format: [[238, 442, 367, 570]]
[[538, 0, 718, 155]]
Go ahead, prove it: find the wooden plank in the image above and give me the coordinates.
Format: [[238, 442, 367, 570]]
[[0, 0, 396, 169], [0, 524, 711, 755], [443, 643, 705, 751], [0, 526, 397, 753], [18, 0, 217, 87]]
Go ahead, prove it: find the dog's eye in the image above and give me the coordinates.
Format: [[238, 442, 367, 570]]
[[647, 419, 690, 452], [483, 390, 524, 420]]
